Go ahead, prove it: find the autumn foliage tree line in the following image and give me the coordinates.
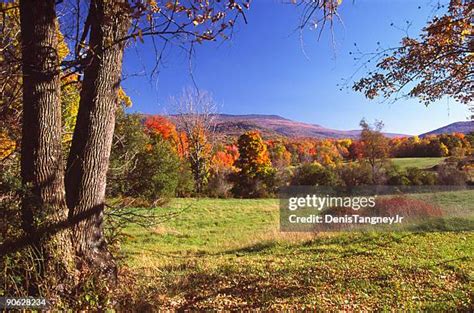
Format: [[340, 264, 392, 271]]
[[105, 111, 474, 201]]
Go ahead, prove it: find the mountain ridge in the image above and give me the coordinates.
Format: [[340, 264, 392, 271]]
[[169, 113, 406, 139], [419, 121, 474, 137], [147, 113, 471, 139]]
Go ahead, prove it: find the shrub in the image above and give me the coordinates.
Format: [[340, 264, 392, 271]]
[[337, 162, 373, 186], [386, 172, 411, 186], [437, 163, 467, 185], [386, 167, 437, 186], [291, 163, 341, 186], [384, 164, 408, 186], [405, 167, 437, 185]]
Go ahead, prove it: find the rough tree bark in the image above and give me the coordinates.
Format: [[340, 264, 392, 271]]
[[65, 0, 130, 279], [19, 0, 75, 290]]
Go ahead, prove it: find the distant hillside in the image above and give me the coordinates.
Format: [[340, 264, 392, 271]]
[[168, 114, 407, 139], [148, 113, 472, 139], [420, 121, 474, 137]]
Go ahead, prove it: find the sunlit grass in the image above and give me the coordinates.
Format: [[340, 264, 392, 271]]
[[391, 157, 445, 170], [117, 194, 473, 310]]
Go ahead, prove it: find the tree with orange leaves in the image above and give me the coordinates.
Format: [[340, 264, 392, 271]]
[[144, 115, 190, 159], [144, 115, 178, 141], [232, 131, 275, 198], [211, 145, 239, 174], [206, 144, 239, 197]]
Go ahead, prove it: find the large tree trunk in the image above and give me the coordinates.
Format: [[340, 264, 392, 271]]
[[19, 0, 75, 291], [65, 0, 130, 279]]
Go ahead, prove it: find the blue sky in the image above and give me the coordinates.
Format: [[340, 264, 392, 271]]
[[121, 0, 470, 136]]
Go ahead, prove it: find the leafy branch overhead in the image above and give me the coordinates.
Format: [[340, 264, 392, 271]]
[[128, 0, 250, 41], [353, 0, 473, 107], [62, 0, 251, 75]]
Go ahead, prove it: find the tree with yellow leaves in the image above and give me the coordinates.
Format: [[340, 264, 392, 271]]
[[354, 0, 473, 112]]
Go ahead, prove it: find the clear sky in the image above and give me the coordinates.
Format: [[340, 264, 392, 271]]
[[121, 0, 471, 136]]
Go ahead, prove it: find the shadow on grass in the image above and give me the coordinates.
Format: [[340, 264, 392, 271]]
[[174, 272, 311, 310], [224, 241, 278, 255], [206, 232, 416, 264], [134, 240, 278, 258], [117, 231, 472, 310]]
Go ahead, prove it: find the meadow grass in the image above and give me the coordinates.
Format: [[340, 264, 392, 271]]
[[118, 193, 473, 310], [390, 157, 445, 170]]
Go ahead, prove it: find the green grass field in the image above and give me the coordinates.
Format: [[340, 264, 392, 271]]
[[391, 157, 446, 170], [118, 192, 473, 310]]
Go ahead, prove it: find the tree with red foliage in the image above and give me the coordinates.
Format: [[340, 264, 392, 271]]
[[144, 115, 191, 159], [144, 115, 178, 141], [348, 141, 365, 160]]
